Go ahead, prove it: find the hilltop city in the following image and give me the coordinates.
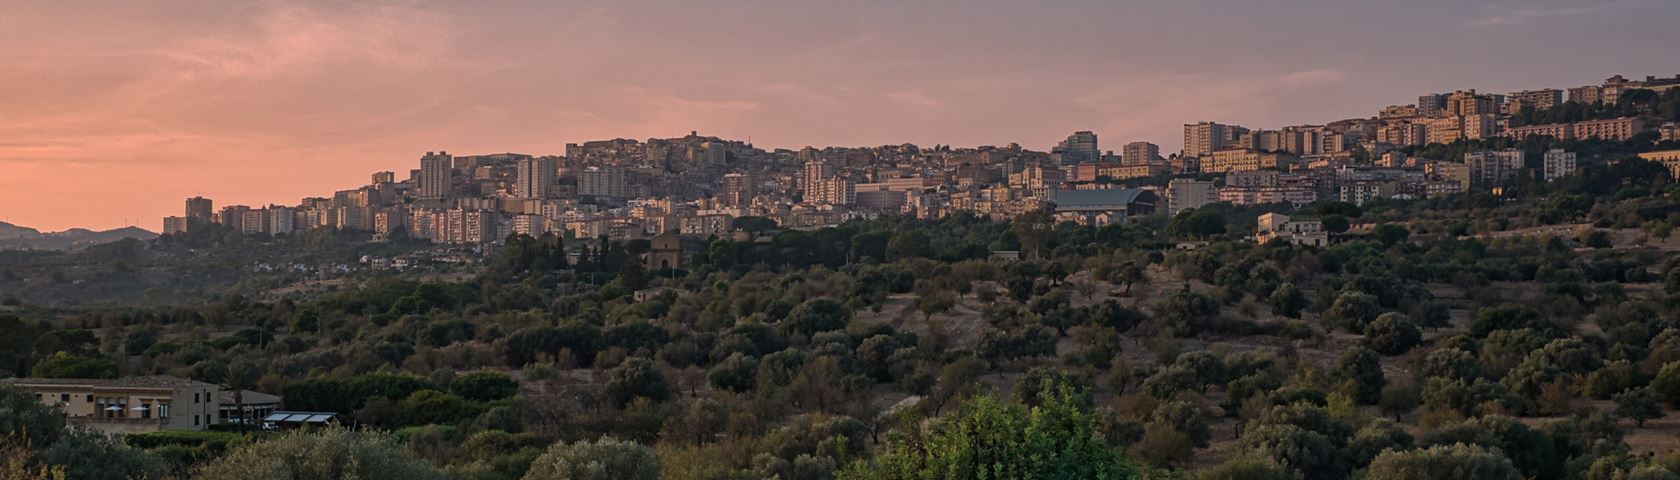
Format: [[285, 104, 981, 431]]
[[162, 74, 1680, 254], [4, 71, 1680, 480]]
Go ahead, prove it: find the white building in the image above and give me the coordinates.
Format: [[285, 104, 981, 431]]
[[515, 156, 557, 199], [1255, 213, 1327, 247], [1165, 179, 1218, 216], [1542, 149, 1576, 182]]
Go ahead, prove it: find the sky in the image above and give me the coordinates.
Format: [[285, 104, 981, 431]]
[[0, 0, 1676, 232]]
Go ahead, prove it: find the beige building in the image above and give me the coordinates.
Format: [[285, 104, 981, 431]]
[[1255, 213, 1327, 247], [1121, 141, 1161, 166], [1573, 117, 1644, 142], [1182, 122, 1247, 158], [1466, 149, 1524, 187], [1198, 148, 1295, 174], [1166, 179, 1218, 216], [1505, 89, 1562, 113], [3, 376, 221, 434], [1639, 150, 1680, 179]]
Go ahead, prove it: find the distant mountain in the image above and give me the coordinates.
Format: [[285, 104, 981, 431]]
[[0, 221, 157, 250], [0, 221, 42, 240]]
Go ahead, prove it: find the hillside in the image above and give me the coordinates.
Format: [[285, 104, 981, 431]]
[[0, 221, 157, 250]]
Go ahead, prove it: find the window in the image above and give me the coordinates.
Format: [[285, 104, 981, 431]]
[[193, 415, 199, 426], [194, 393, 200, 403], [60, 394, 69, 402], [86, 395, 92, 402]]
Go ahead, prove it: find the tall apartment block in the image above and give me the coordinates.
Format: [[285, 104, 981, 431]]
[[1183, 122, 1248, 158], [515, 156, 557, 199], [418, 151, 453, 200], [1122, 141, 1160, 166]]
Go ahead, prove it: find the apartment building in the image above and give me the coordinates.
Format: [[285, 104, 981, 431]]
[[2, 376, 221, 434]]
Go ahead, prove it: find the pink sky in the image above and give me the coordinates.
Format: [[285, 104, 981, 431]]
[[2, 0, 1675, 231]]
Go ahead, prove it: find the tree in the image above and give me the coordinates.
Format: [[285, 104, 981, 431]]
[[1364, 443, 1521, 480], [841, 382, 1137, 479], [1615, 387, 1663, 427], [914, 288, 957, 321], [1194, 456, 1292, 480], [707, 353, 758, 393], [1379, 382, 1420, 421], [1324, 291, 1381, 333], [1235, 424, 1342, 480], [1364, 313, 1422, 355], [1011, 210, 1055, 259], [1371, 224, 1410, 246], [524, 437, 660, 480], [1652, 362, 1680, 407], [1346, 420, 1412, 469], [605, 358, 671, 408], [885, 230, 932, 261], [1268, 282, 1306, 318], [1336, 346, 1385, 405], [780, 298, 850, 338], [450, 371, 519, 402], [0, 386, 67, 449], [1167, 210, 1226, 240], [1321, 215, 1350, 234], [35, 429, 162, 480], [194, 427, 443, 480], [29, 352, 117, 379], [220, 360, 260, 428]]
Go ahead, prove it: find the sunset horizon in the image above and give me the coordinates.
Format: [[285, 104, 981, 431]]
[[5, 1, 1678, 231]]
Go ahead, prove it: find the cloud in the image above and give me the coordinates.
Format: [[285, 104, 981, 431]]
[[884, 90, 944, 110], [1468, 1, 1647, 27]]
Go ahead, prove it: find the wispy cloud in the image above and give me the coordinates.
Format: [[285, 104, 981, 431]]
[[1468, 1, 1645, 27], [884, 90, 944, 110]]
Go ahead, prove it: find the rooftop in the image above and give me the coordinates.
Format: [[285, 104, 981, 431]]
[[1051, 188, 1152, 208], [2, 375, 217, 390]]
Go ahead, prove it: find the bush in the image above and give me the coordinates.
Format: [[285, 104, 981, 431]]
[[450, 371, 519, 402], [1654, 362, 1680, 408], [1364, 313, 1422, 355], [193, 427, 443, 480], [524, 437, 660, 480], [1364, 443, 1520, 480]]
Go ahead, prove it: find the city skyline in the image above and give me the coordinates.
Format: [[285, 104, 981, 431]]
[[3, 0, 1678, 231]]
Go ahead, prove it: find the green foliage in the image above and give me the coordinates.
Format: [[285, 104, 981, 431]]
[[1653, 362, 1680, 408], [450, 371, 519, 402], [523, 437, 660, 480], [779, 298, 851, 338], [842, 382, 1137, 479], [1336, 346, 1385, 405], [1268, 282, 1306, 318], [36, 429, 164, 480], [1418, 415, 1557, 478], [193, 427, 442, 480], [29, 352, 117, 379], [1193, 456, 1293, 480], [0, 386, 68, 452], [1615, 386, 1663, 427], [281, 372, 436, 415], [604, 358, 670, 408], [1235, 424, 1342, 480], [1364, 443, 1521, 480], [1363, 312, 1422, 355], [1167, 210, 1227, 240]]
